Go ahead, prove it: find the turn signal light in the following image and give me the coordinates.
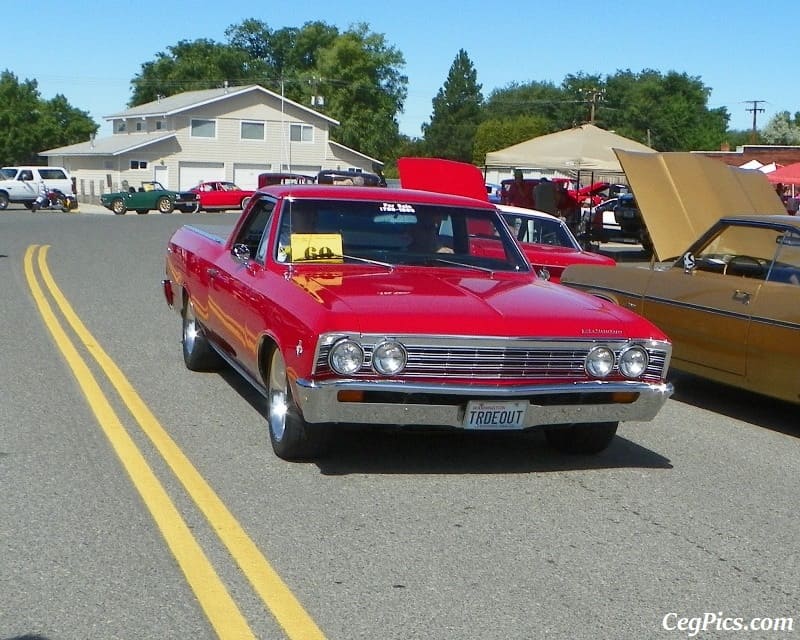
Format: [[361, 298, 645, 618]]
[[337, 390, 365, 402]]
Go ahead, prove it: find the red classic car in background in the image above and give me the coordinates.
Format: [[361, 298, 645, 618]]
[[397, 157, 616, 281], [163, 180, 673, 461], [189, 181, 255, 212]]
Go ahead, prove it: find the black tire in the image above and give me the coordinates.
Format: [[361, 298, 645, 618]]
[[111, 198, 127, 215], [544, 422, 618, 454], [157, 196, 174, 214], [0, 193, 8, 210], [182, 298, 223, 371], [55, 197, 68, 212], [267, 348, 330, 460], [240, 196, 251, 210]]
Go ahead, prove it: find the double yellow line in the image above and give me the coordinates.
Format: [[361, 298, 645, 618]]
[[24, 245, 326, 640]]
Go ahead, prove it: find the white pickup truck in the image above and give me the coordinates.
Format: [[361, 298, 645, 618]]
[[0, 166, 74, 209]]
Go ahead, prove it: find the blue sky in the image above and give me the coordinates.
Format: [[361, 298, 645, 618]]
[[5, 0, 798, 143]]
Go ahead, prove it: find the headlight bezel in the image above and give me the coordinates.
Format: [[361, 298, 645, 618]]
[[371, 340, 407, 375], [328, 338, 364, 375], [618, 345, 649, 379], [585, 345, 615, 378]]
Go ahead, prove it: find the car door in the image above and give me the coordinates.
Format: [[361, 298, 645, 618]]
[[205, 197, 277, 375], [640, 222, 777, 378], [744, 227, 800, 401]]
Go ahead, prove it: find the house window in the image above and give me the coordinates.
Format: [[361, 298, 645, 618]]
[[191, 119, 217, 138], [136, 122, 143, 131], [130, 160, 148, 170], [117, 122, 126, 132], [156, 121, 163, 130], [241, 121, 265, 140], [290, 123, 313, 143]]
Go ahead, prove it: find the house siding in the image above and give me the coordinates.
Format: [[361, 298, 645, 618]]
[[43, 85, 381, 203]]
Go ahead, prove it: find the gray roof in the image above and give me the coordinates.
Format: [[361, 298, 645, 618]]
[[41, 131, 177, 157], [328, 140, 383, 168], [104, 84, 339, 125]]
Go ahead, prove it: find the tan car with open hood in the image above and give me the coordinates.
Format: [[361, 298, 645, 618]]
[[561, 150, 800, 405]]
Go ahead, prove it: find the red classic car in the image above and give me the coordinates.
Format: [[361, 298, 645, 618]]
[[189, 181, 255, 212], [162, 184, 673, 460], [397, 157, 615, 282]]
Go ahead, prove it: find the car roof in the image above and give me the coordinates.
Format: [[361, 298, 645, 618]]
[[497, 204, 560, 220], [258, 184, 499, 209]]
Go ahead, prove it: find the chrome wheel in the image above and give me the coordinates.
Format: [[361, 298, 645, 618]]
[[181, 298, 222, 371], [268, 349, 289, 443]]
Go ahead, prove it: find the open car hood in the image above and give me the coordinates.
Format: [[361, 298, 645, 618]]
[[615, 150, 787, 260], [397, 157, 489, 201]]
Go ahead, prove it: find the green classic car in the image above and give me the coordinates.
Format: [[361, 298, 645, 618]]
[[100, 181, 199, 215]]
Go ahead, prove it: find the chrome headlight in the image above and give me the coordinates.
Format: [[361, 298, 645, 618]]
[[329, 339, 364, 375], [585, 345, 615, 378], [372, 340, 407, 375], [619, 346, 649, 379]]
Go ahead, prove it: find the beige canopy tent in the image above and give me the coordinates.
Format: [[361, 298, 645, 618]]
[[484, 124, 655, 173]]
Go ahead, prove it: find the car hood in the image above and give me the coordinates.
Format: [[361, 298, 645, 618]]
[[522, 244, 616, 270], [290, 268, 663, 340], [615, 150, 788, 261]]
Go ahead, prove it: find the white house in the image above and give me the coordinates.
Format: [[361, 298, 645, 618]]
[[41, 84, 383, 202]]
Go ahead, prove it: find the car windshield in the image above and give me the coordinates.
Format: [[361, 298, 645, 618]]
[[501, 213, 579, 249], [275, 198, 529, 272]]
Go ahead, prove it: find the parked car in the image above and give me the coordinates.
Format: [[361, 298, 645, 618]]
[[584, 194, 652, 252], [189, 181, 255, 212], [100, 181, 199, 215], [257, 173, 316, 188], [485, 183, 502, 203], [497, 204, 616, 282], [162, 182, 673, 461], [0, 166, 74, 209], [316, 169, 386, 187], [562, 150, 796, 404]]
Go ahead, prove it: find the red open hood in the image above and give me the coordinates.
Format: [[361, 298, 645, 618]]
[[398, 157, 489, 201]]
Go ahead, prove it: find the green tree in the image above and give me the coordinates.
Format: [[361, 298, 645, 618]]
[[472, 114, 550, 165], [0, 70, 97, 166], [129, 21, 407, 162], [761, 111, 800, 145], [130, 39, 266, 105], [422, 49, 483, 161]]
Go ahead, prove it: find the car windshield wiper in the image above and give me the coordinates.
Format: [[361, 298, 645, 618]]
[[294, 254, 394, 270]]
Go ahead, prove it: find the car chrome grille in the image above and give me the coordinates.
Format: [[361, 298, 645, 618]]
[[314, 335, 670, 381]]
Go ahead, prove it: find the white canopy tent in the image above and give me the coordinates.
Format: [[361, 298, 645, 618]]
[[484, 124, 655, 175]]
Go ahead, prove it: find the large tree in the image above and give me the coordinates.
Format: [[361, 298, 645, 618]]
[[422, 49, 483, 161], [761, 111, 800, 145], [0, 70, 97, 166], [476, 69, 729, 153], [129, 20, 407, 161]]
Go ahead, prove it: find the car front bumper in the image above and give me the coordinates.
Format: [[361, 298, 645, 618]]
[[291, 378, 673, 428]]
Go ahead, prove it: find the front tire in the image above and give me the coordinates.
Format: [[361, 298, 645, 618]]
[[267, 348, 329, 460], [0, 193, 9, 210], [157, 197, 174, 214], [544, 422, 618, 454], [240, 196, 251, 210], [182, 298, 223, 371], [111, 198, 127, 215]]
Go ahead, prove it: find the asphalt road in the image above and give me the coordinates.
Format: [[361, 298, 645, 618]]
[[1, 208, 798, 640]]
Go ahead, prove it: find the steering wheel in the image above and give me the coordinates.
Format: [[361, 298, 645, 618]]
[[723, 255, 765, 277]]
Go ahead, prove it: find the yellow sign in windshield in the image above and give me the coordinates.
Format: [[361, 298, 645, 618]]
[[290, 233, 344, 263]]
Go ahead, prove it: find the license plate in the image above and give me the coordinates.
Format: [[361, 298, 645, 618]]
[[464, 400, 528, 430]]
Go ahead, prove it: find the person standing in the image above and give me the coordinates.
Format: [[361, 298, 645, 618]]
[[505, 170, 534, 209], [533, 177, 558, 215]]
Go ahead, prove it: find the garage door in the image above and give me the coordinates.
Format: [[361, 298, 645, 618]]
[[233, 164, 270, 190], [179, 162, 224, 190]]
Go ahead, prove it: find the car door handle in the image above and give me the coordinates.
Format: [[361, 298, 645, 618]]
[[732, 289, 751, 304], [207, 268, 219, 278]]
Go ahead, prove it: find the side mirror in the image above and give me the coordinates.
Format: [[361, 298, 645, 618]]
[[232, 243, 251, 264]]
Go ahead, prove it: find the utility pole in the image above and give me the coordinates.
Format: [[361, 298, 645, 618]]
[[579, 88, 605, 124], [745, 100, 765, 143]]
